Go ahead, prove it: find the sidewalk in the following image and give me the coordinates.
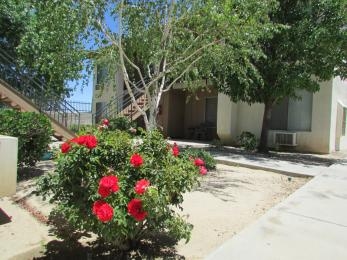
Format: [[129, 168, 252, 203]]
[[206, 163, 347, 260], [169, 139, 333, 177]]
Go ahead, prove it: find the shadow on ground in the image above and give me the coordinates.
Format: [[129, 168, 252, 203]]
[[18, 161, 55, 181], [34, 213, 185, 260], [207, 146, 347, 167], [196, 169, 252, 202]]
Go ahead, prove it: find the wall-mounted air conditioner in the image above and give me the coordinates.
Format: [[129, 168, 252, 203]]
[[273, 131, 297, 146]]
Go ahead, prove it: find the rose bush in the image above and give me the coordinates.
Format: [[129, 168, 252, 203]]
[[37, 129, 206, 250]]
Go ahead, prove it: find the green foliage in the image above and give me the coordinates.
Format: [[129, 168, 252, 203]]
[[181, 148, 216, 170], [213, 0, 347, 150], [108, 117, 135, 132], [0, 110, 52, 167], [36, 129, 204, 249], [238, 131, 258, 151]]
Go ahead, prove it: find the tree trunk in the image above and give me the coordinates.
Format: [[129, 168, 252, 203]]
[[147, 93, 159, 131], [258, 101, 273, 153]]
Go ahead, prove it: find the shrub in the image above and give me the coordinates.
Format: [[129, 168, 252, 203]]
[[108, 116, 135, 131], [238, 131, 257, 151], [0, 110, 52, 166], [37, 129, 207, 250], [181, 148, 216, 170]]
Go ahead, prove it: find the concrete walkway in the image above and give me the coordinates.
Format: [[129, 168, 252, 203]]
[[212, 153, 327, 177], [206, 163, 347, 260], [169, 139, 332, 177]]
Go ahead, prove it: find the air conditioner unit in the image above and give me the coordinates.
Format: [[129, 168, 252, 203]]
[[273, 131, 297, 146]]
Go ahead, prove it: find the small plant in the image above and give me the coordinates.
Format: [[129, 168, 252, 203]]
[[0, 110, 52, 166], [238, 131, 257, 151], [181, 148, 216, 170], [37, 129, 208, 250]]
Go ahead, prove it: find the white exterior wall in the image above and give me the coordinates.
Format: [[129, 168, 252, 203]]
[[217, 80, 336, 153], [294, 80, 333, 153], [217, 93, 238, 144], [92, 69, 124, 122], [332, 77, 347, 150], [0, 135, 18, 197], [235, 102, 264, 138]]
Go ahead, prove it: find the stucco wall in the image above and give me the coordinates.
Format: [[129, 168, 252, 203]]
[[0, 135, 17, 197], [92, 69, 124, 123], [332, 77, 347, 151], [217, 80, 335, 153], [217, 93, 237, 144], [216, 94, 264, 145], [184, 89, 218, 137], [235, 102, 264, 138]]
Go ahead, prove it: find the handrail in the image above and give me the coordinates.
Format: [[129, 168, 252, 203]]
[[93, 77, 149, 124], [0, 48, 81, 133]]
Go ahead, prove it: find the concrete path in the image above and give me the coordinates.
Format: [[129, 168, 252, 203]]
[[0, 197, 52, 260], [206, 163, 347, 260], [169, 139, 332, 177], [212, 153, 327, 177]]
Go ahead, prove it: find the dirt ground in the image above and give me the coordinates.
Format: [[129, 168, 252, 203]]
[[12, 162, 309, 259], [175, 164, 309, 259]]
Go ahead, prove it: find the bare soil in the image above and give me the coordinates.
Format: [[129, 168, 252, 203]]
[[13, 162, 309, 259], [175, 164, 309, 259]]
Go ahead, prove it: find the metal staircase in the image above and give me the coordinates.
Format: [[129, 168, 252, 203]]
[[94, 79, 148, 124], [0, 48, 79, 140]]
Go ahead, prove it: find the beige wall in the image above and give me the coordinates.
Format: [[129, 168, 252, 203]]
[[92, 69, 124, 123], [217, 93, 238, 144], [184, 88, 218, 137], [235, 102, 264, 138], [0, 135, 17, 197], [332, 77, 347, 151], [217, 94, 264, 145], [217, 80, 336, 153]]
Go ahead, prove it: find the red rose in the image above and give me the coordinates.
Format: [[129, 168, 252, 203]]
[[194, 158, 205, 166], [84, 135, 97, 149], [172, 143, 179, 157], [92, 200, 113, 223], [71, 136, 85, 145], [70, 135, 97, 149], [134, 179, 150, 195], [130, 153, 143, 168], [199, 166, 208, 175], [102, 118, 109, 126], [127, 198, 147, 221], [61, 142, 71, 153], [98, 175, 119, 198]]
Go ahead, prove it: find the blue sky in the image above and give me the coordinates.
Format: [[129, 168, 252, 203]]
[[67, 9, 119, 103]]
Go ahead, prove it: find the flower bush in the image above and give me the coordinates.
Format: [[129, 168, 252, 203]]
[[37, 129, 206, 250], [181, 147, 216, 170]]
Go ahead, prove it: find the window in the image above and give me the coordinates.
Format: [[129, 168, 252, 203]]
[[287, 90, 313, 131], [205, 97, 218, 126]]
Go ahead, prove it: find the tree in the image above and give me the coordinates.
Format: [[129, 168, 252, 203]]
[[212, 0, 347, 152], [0, 1, 84, 96], [13, 0, 276, 130]]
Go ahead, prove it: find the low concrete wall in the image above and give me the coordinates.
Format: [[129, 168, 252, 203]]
[[0, 135, 18, 197]]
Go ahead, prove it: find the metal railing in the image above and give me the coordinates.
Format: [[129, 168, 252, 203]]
[[68, 101, 92, 113], [0, 48, 80, 132], [93, 78, 148, 124]]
